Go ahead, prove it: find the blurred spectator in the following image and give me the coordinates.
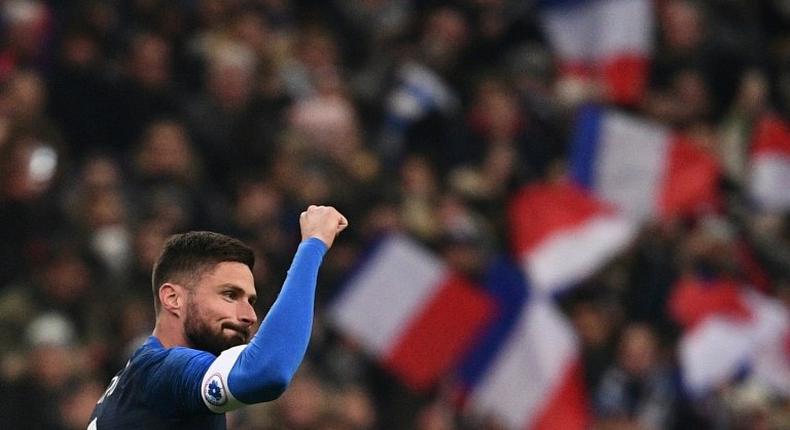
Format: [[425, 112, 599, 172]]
[[330, 0, 413, 69], [273, 367, 328, 430], [0, 312, 82, 429], [0, 127, 65, 288], [0, 1, 52, 81], [184, 36, 287, 186], [47, 28, 114, 161], [57, 377, 106, 430], [281, 26, 343, 99], [377, 6, 467, 168], [3, 69, 48, 126], [571, 299, 619, 393], [322, 384, 377, 430], [398, 154, 441, 241], [288, 70, 361, 162], [436, 193, 493, 279], [108, 31, 180, 152], [719, 69, 771, 184], [130, 119, 227, 230], [416, 401, 457, 430], [624, 223, 682, 330], [595, 324, 678, 430], [231, 176, 285, 237], [0, 242, 110, 352], [448, 75, 560, 207]]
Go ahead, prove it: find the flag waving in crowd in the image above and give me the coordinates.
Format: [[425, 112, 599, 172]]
[[454, 257, 589, 430], [750, 113, 790, 212], [508, 181, 635, 292], [327, 235, 496, 391], [670, 277, 790, 397], [571, 106, 720, 222], [540, 0, 654, 105]]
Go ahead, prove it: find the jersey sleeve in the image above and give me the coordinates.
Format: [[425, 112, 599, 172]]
[[141, 346, 216, 416], [199, 237, 327, 413]]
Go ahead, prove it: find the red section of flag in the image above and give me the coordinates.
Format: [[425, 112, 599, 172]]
[[751, 114, 790, 156], [508, 182, 613, 256], [785, 330, 790, 366], [601, 54, 650, 106], [659, 135, 720, 220], [533, 360, 590, 430], [383, 273, 497, 391], [669, 277, 753, 329]]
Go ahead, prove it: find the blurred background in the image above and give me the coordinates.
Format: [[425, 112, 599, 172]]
[[0, 0, 789, 429]]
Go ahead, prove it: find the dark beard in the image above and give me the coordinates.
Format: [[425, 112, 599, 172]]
[[184, 300, 249, 356]]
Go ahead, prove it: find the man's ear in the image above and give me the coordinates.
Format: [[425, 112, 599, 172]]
[[159, 283, 185, 317]]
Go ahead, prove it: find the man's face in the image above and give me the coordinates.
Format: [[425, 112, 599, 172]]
[[183, 262, 258, 356]]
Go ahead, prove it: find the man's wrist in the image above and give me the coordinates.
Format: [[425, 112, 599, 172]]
[[302, 237, 329, 254]]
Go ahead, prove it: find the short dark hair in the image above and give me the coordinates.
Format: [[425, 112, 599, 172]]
[[151, 231, 255, 312]]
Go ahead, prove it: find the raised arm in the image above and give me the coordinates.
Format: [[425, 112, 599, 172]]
[[199, 205, 347, 412]]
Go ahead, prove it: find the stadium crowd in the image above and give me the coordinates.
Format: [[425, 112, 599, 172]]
[[0, 0, 789, 429]]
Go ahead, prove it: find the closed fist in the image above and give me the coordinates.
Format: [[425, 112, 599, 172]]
[[300, 205, 348, 248]]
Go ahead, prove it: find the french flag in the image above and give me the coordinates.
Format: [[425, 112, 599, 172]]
[[670, 277, 790, 397], [326, 235, 496, 391], [509, 181, 635, 292], [539, 0, 654, 105], [750, 113, 790, 212], [571, 106, 720, 221], [455, 257, 589, 430]]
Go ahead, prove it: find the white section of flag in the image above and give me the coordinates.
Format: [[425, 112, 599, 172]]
[[595, 0, 653, 57], [525, 215, 635, 292], [680, 290, 790, 396], [327, 235, 444, 357], [541, 0, 652, 61], [468, 300, 578, 429], [751, 154, 790, 212], [595, 111, 669, 221]]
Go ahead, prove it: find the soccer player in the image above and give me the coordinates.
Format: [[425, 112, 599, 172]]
[[88, 205, 348, 429]]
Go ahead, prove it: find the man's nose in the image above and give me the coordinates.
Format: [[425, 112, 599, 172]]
[[238, 301, 257, 326]]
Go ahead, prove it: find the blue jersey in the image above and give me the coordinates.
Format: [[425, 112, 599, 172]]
[[88, 238, 327, 429], [88, 337, 221, 429]]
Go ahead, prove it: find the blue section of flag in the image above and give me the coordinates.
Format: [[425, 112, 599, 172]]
[[454, 255, 529, 390], [570, 104, 603, 190]]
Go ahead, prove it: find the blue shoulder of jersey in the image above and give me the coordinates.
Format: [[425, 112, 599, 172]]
[[136, 336, 217, 416]]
